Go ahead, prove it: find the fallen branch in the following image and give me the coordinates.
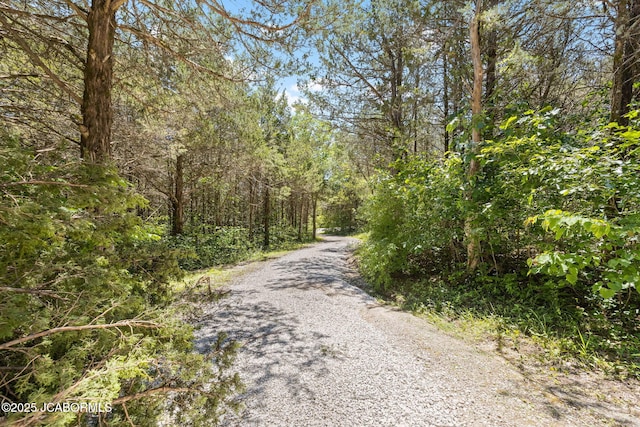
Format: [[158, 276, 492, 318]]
[[0, 321, 160, 351], [0, 287, 66, 299], [0, 181, 88, 188], [112, 387, 195, 405]]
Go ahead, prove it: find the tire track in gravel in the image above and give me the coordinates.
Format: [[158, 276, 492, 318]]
[[195, 235, 638, 427]]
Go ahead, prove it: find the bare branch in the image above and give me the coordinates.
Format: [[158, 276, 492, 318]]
[[329, 41, 383, 101], [137, 0, 198, 26], [62, 0, 88, 21], [0, 6, 75, 22], [117, 24, 242, 82], [0, 321, 160, 351], [0, 181, 88, 188], [111, 0, 128, 12], [199, 0, 313, 33], [0, 73, 40, 79], [0, 287, 66, 299]]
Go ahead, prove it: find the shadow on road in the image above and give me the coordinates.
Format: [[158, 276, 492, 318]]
[[195, 289, 342, 409]]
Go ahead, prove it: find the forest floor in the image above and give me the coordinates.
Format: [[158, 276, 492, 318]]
[[193, 235, 640, 426]]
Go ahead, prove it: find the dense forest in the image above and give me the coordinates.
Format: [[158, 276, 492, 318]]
[[1, 0, 639, 425]]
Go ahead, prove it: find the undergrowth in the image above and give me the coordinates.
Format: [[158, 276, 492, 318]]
[[167, 224, 318, 270], [363, 265, 640, 379]]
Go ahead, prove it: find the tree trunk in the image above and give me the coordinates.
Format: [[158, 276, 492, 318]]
[[611, 0, 640, 126], [280, 200, 285, 224], [248, 178, 254, 238], [298, 198, 303, 241], [171, 154, 185, 235], [412, 64, 420, 153], [484, 0, 498, 138], [303, 197, 309, 236], [263, 178, 270, 249], [451, 36, 465, 150], [443, 48, 450, 153], [384, 38, 406, 161], [80, 0, 118, 163], [213, 188, 220, 227], [312, 194, 318, 240], [465, 0, 484, 273]]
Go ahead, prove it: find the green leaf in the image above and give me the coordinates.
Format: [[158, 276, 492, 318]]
[[590, 222, 610, 238], [599, 287, 617, 299], [446, 117, 460, 133], [500, 115, 518, 130], [554, 227, 565, 240]]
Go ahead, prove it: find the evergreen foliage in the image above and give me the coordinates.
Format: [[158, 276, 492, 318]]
[[0, 133, 241, 426]]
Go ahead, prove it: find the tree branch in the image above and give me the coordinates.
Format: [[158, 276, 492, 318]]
[[62, 0, 88, 21], [111, 0, 128, 13], [0, 287, 66, 299], [117, 24, 241, 82], [0, 6, 76, 22], [0, 13, 82, 104], [112, 387, 195, 405], [0, 181, 88, 188], [199, 0, 313, 33], [0, 321, 160, 351], [0, 73, 40, 80], [329, 41, 383, 101]]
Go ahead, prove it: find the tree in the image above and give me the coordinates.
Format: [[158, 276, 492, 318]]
[[0, 131, 243, 425], [79, 0, 122, 162], [0, 0, 314, 162], [319, 134, 368, 232], [288, 106, 332, 239], [308, 0, 436, 165], [255, 80, 292, 248], [465, 0, 484, 272]]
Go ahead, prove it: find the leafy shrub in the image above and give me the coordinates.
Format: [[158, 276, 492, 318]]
[[527, 209, 640, 299], [521, 112, 640, 300], [358, 109, 640, 374], [359, 155, 465, 288]]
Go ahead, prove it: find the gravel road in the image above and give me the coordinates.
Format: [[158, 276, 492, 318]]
[[195, 236, 640, 427]]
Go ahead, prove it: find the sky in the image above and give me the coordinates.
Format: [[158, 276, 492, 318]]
[[278, 80, 325, 108], [280, 81, 305, 107], [218, 0, 324, 108]]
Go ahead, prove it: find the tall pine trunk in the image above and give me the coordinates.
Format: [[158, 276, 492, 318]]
[[171, 154, 185, 235], [484, 0, 498, 138], [443, 49, 450, 153], [297, 196, 303, 241], [263, 178, 270, 249], [465, 0, 484, 272], [248, 178, 254, 239], [312, 194, 318, 240], [80, 0, 118, 163]]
